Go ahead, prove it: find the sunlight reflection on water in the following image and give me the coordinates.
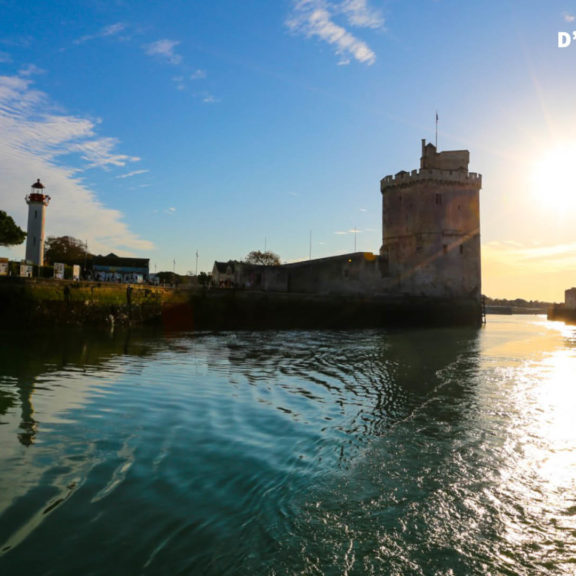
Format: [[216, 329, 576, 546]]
[[475, 317, 576, 573]]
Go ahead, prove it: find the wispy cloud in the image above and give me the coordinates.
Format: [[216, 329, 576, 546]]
[[563, 12, 575, 23], [190, 69, 207, 80], [485, 240, 576, 270], [69, 136, 140, 169], [482, 241, 576, 301], [74, 27, 207, 93], [102, 23, 127, 37], [19, 64, 44, 77], [0, 73, 153, 256], [0, 52, 11, 64], [74, 23, 127, 45], [334, 228, 362, 235], [286, 0, 383, 65], [172, 75, 186, 90], [339, 0, 383, 28], [173, 69, 208, 91], [202, 94, 220, 104], [145, 39, 182, 65], [117, 169, 149, 179], [483, 241, 576, 288]]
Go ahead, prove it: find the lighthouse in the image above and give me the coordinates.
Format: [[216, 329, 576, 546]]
[[25, 179, 51, 266]]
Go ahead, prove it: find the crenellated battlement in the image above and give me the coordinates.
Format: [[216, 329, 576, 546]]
[[380, 168, 481, 192]]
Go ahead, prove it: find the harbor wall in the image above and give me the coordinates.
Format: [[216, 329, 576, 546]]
[[548, 304, 576, 325], [0, 279, 483, 330], [163, 290, 483, 331]]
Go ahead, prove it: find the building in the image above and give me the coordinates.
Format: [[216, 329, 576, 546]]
[[212, 261, 239, 287], [548, 287, 576, 324], [25, 179, 51, 266], [565, 288, 576, 310], [212, 260, 288, 291], [380, 140, 482, 299], [0, 257, 8, 276], [212, 139, 482, 306], [90, 253, 149, 283]]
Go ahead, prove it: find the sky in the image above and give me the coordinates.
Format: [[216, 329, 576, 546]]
[[2, 0, 576, 301]]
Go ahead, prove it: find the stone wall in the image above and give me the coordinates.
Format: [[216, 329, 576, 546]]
[[421, 141, 470, 172], [283, 252, 388, 295], [225, 253, 390, 296]]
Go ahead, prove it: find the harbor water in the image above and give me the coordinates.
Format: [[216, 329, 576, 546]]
[[1, 315, 575, 575]]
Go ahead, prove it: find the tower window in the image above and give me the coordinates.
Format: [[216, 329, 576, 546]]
[[435, 194, 442, 205], [443, 244, 448, 254], [35, 210, 38, 219], [459, 244, 464, 255]]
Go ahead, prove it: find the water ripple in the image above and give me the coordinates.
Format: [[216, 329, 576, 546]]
[[2, 320, 576, 574]]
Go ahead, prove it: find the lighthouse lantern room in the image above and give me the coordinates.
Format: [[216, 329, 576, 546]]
[[25, 179, 51, 267]]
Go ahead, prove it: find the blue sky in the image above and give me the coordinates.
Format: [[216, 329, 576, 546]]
[[2, 0, 576, 300]]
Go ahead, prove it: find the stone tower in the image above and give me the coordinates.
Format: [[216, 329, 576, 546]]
[[25, 179, 51, 266], [380, 140, 481, 299]]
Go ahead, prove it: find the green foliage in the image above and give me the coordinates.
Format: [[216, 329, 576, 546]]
[[38, 266, 54, 279], [157, 271, 183, 285], [44, 235, 90, 265], [245, 250, 281, 266], [197, 272, 211, 286], [0, 211, 26, 247]]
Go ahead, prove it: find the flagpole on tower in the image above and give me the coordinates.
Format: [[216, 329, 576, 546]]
[[435, 111, 438, 149]]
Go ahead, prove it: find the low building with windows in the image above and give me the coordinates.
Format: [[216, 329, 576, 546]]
[[90, 253, 149, 283]]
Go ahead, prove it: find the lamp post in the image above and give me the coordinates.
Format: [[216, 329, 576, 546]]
[[84, 240, 88, 279]]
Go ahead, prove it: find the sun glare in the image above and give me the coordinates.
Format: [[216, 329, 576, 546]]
[[531, 350, 576, 488], [531, 144, 576, 210]]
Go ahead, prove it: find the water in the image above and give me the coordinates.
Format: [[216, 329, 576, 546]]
[[1, 315, 576, 575]]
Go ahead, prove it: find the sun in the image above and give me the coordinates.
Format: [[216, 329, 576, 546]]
[[531, 143, 576, 210]]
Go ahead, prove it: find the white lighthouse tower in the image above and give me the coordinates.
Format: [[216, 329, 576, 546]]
[[25, 179, 51, 266]]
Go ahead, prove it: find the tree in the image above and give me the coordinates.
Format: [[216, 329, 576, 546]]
[[197, 271, 211, 286], [44, 235, 90, 265], [0, 210, 26, 247], [157, 271, 183, 285], [245, 250, 281, 266]]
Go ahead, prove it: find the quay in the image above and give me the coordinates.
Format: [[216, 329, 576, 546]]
[[0, 277, 482, 330]]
